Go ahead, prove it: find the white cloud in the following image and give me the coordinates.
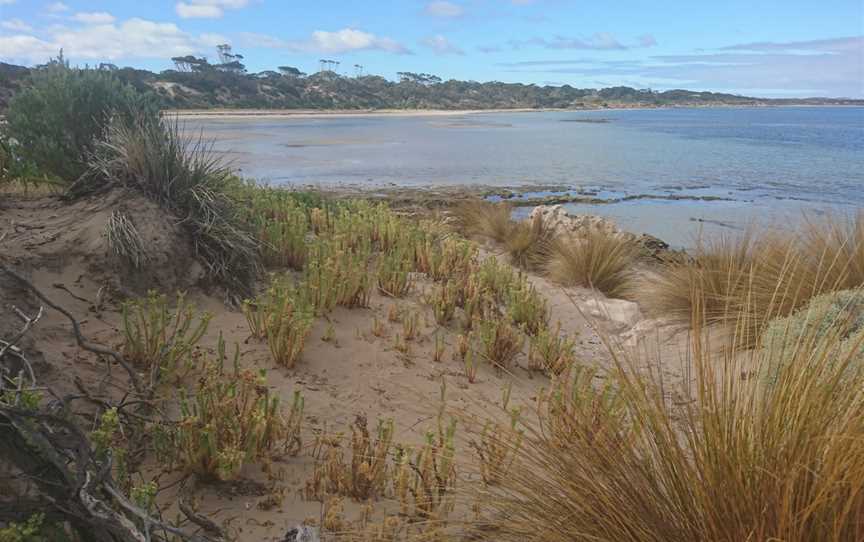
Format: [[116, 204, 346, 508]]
[[422, 34, 464, 55], [0, 18, 222, 64], [46, 2, 70, 12], [424, 1, 464, 18], [307, 28, 408, 54], [1, 18, 32, 32], [72, 12, 116, 25], [175, 0, 251, 19], [176, 3, 222, 19], [0, 0, 19, 5]]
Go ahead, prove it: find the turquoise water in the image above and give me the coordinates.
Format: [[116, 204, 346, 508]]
[[190, 106, 863, 246]]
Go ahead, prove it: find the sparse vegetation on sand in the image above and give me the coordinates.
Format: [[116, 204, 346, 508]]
[[3, 67, 863, 542]]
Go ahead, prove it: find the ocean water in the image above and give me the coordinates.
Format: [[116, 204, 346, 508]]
[[188, 107, 864, 246]]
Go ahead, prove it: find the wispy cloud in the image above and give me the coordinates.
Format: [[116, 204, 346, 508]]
[[496, 36, 864, 97], [424, 1, 465, 18], [493, 32, 657, 52], [71, 12, 116, 25], [0, 18, 32, 32], [175, 0, 251, 20], [422, 34, 464, 55], [240, 28, 411, 55]]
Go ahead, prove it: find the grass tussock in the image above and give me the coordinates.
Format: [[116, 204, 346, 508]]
[[546, 232, 638, 298], [467, 298, 864, 542], [454, 199, 514, 242], [643, 222, 862, 336], [105, 209, 148, 269], [75, 118, 259, 297], [506, 214, 556, 270]]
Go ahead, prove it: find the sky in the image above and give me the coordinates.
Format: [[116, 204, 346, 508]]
[[0, 0, 862, 98]]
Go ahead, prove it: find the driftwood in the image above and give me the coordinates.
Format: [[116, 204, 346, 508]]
[[0, 262, 145, 393], [0, 263, 224, 541]]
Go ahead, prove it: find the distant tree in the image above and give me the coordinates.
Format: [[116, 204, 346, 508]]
[[278, 66, 306, 77], [215, 44, 246, 74]]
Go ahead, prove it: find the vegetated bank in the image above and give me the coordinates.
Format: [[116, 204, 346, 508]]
[[2, 53, 862, 113], [1, 59, 863, 541]]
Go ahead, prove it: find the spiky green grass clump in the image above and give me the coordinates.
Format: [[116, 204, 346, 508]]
[[76, 118, 259, 297]]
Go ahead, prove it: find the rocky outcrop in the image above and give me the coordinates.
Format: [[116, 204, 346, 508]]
[[528, 204, 673, 260]]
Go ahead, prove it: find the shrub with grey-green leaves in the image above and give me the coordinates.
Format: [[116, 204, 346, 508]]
[[4, 56, 159, 182], [761, 289, 864, 382]]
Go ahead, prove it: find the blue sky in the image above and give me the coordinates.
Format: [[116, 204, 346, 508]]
[[1, 0, 862, 97]]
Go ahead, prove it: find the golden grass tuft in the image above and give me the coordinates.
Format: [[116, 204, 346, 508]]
[[546, 232, 638, 298], [506, 214, 557, 270], [465, 290, 864, 542], [454, 199, 514, 242], [642, 222, 861, 338]]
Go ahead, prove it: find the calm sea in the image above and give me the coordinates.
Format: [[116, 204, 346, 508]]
[[188, 107, 864, 246]]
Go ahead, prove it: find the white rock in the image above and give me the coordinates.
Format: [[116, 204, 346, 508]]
[[528, 205, 631, 240], [582, 298, 641, 330]]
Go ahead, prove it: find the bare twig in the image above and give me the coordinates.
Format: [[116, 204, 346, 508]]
[[0, 263, 144, 393]]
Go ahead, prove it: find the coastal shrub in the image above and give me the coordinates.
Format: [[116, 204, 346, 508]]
[[243, 274, 314, 368], [415, 236, 477, 282], [305, 237, 372, 312], [76, 117, 259, 297], [506, 214, 556, 270], [504, 278, 549, 336], [121, 291, 211, 383], [477, 316, 524, 369], [454, 199, 514, 242], [465, 302, 864, 542], [547, 232, 637, 298], [4, 58, 158, 181], [377, 245, 415, 297], [170, 344, 302, 481], [248, 192, 310, 269], [761, 289, 864, 382], [528, 323, 577, 375], [304, 416, 394, 502]]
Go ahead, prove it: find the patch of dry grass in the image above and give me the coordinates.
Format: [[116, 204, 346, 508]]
[[466, 300, 864, 542], [546, 232, 638, 298], [454, 199, 514, 242], [506, 214, 556, 270]]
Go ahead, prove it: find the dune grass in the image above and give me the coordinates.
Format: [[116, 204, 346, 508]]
[[75, 117, 259, 297], [506, 214, 557, 270], [643, 218, 863, 338], [546, 232, 638, 298], [454, 199, 514, 242], [467, 295, 864, 542]]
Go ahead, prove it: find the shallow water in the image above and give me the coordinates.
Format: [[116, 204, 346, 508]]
[[188, 106, 864, 247]]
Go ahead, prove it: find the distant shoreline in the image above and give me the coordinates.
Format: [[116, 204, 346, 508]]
[[164, 104, 863, 120]]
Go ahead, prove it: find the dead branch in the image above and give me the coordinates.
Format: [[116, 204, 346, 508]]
[[0, 402, 219, 541], [0, 263, 144, 393]]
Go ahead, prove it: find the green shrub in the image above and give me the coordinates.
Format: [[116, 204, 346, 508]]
[[761, 289, 864, 382], [4, 58, 158, 181]]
